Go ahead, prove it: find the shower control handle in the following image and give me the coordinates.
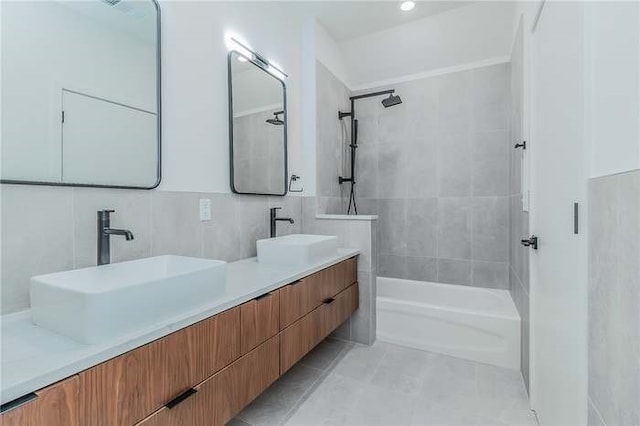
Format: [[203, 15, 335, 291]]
[[521, 235, 538, 250]]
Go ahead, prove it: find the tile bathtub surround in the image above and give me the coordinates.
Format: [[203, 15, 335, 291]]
[[588, 170, 640, 426], [316, 60, 351, 214], [0, 184, 302, 314], [509, 22, 531, 392], [315, 61, 511, 290], [302, 197, 378, 345]]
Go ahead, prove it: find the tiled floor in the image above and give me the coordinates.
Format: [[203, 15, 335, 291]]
[[232, 339, 538, 426]]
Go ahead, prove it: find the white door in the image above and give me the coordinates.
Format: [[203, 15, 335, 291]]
[[61, 89, 158, 187], [529, 2, 588, 425]]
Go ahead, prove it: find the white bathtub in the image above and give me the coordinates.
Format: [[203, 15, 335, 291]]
[[376, 277, 521, 370]]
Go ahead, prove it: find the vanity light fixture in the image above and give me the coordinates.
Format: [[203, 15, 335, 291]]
[[226, 35, 288, 80], [400, 1, 415, 11], [225, 34, 254, 61], [267, 64, 287, 81]]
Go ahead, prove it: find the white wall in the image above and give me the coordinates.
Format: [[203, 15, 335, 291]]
[[315, 22, 350, 86], [585, 1, 640, 178], [341, 2, 516, 89], [159, 1, 307, 193]]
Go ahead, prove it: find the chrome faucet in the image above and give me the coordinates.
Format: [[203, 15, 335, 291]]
[[270, 207, 294, 238], [97, 209, 134, 266]]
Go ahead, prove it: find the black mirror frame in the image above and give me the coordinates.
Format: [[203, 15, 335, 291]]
[[228, 49, 288, 196], [0, 0, 162, 190]]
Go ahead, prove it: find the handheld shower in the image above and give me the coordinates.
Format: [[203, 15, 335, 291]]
[[337, 88, 401, 215]]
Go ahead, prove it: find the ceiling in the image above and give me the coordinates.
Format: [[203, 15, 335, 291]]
[[298, 1, 473, 42]]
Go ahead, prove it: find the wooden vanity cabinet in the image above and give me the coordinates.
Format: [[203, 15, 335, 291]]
[[0, 376, 80, 426], [79, 306, 241, 426], [1, 257, 358, 426]]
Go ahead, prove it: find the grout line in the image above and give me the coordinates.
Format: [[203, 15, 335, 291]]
[[279, 341, 353, 425]]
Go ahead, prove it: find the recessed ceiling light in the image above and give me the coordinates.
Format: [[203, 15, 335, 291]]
[[400, 1, 415, 11], [237, 56, 248, 62]]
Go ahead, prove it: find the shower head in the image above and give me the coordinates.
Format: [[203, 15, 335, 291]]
[[382, 93, 402, 108], [266, 111, 285, 126]]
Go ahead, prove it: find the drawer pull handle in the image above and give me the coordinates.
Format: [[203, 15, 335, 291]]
[[165, 388, 197, 409], [254, 292, 273, 301], [0, 392, 38, 414], [323, 297, 336, 304]]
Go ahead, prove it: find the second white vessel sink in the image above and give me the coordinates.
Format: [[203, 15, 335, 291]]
[[257, 234, 338, 266], [30, 255, 227, 344]]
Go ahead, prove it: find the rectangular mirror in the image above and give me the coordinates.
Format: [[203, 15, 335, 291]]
[[1, 0, 161, 189], [228, 50, 287, 195]]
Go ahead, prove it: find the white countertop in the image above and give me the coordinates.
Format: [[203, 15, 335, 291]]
[[0, 248, 359, 405]]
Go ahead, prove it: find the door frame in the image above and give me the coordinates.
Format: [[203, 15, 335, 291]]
[[527, 1, 589, 423]]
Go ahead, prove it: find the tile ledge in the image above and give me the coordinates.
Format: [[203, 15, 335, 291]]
[[315, 214, 378, 221]]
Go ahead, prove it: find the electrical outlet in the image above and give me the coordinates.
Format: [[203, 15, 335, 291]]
[[199, 199, 211, 221]]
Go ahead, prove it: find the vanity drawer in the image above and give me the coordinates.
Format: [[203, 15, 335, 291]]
[[0, 376, 80, 426], [280, 283, 359, 374], [240, 290, 280, 354], [279, 279, 311, 330], [210, 334, 280, 424], [279, 306, 321, 374], [136, 335, 280, 426], [320, 283, 359, 337], [279, 258, 358, 329], [187, 306, 242, 384], [80, 306, 241, 426]]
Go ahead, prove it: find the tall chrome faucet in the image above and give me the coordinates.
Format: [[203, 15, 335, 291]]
[[97, 209, 134, 266], [270, 207, 294, 238]]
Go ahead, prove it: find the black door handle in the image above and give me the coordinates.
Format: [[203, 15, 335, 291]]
[[521, 236, 538, 250]]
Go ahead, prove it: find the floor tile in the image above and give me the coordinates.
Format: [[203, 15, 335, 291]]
[[234, 341, 537, 426], [420, 354, 477, 410], [331, 340, 389, 382], [369, 343, 435, 395], [299, 338, 350, 371], [343, 384, 414, 426], [237, 363, 323, 425], [285, 373, 364, 426], [410, 397, 479, 426]]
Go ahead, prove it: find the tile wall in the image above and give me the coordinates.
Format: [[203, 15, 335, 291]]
[[0, 185, 301, 314], [587, 169, 640, 426], [316, 60, 511, 290], [233, 110, 286, 194], [315, 61, 351, 213], [1, 185, 377, 346]]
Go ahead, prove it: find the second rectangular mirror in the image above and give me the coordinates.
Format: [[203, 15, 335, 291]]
[[228, 49, 287, 196]]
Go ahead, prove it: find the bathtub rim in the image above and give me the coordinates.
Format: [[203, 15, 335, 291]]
[[376, 276, 520, 320]]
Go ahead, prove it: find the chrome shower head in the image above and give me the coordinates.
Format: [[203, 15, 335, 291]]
[[381, 93, 402, 108], [266, 111, 285, 126]]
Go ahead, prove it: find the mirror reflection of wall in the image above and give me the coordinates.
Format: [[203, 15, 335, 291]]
[[1, 0, 160, 188], [229, 51, 287, 195]]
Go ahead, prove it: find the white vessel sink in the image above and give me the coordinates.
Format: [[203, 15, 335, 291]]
[[257, 234, 338, 266], [30, 256, 227, 344]]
